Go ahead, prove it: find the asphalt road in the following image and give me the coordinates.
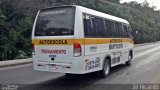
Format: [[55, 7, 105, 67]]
[[0, 42, 160, 90]]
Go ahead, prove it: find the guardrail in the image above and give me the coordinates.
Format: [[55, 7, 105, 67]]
[[0, 58, 32, 68]]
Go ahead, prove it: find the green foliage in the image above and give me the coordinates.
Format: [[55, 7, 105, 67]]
[[0, 0, 160, 60], [15, 50, 28, 59], [0, 1, 32, 60]]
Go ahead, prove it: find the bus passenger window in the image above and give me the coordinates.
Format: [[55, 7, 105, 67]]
[[123, 25, 129, 38], [114, 22, 120, 37], [109, 21, 115, 37], [105, 20, 111, 38], [83, 14, 93, 37], [118, 23, 123, 37], [117, 23, 123, 38], [97, 18, 106, 37], [92, 17, 106, 37], [91, 17, 98, 37]]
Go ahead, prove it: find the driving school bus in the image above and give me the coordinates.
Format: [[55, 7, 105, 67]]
[[32, 5, 134, 78]]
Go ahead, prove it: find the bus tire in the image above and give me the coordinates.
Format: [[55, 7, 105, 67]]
[[125, 53, 132, 66], [98, 58, 110, 78]]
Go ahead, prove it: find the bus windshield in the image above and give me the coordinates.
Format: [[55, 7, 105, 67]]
[[35, 7, 75, 36]]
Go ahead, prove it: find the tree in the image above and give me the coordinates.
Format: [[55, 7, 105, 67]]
[[0, 1, 32, 60]]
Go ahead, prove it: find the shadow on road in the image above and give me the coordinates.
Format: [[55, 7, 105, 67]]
[[21, 64, 131, 90]]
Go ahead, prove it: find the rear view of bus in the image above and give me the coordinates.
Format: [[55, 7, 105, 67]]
[[32, 6, 83, 74], [32, 5, 133, 77]]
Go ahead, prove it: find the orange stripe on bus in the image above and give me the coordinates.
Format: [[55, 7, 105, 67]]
[[32, 38, 134, 45]]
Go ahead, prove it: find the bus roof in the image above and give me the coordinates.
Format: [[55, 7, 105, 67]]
[[41, 5, 129, 24], [75, 5, 129, 24]]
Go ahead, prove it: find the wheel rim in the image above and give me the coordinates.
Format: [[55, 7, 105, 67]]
[[104, 61, 109, 75]]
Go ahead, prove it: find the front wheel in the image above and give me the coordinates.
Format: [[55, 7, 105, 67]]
[[125, 53, 132, 66], [98, 59, 110, 78]]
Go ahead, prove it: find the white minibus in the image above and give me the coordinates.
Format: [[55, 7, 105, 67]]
[[32, 5, 134, 77]]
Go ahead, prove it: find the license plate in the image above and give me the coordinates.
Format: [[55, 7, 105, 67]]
[[48, 64, 61, 70]]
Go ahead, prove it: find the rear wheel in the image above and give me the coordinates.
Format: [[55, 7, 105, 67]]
[[125, 53, 132, 66], [98, 58, 110, 78]]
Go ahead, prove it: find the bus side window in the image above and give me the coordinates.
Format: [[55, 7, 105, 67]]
[[104, 20, 115, 38], [128, 25, 133, 39], [118, 23, 123, 38], [114, 22, 120, 38], [123, 25, 129, 38], [105, 20, 111, 38], [83, 14, 93, 37], [91, 17, 106, 38], [97, 18, 106, 37], [114, 22, 123, 38], [91, 17, 98, 37], [110, 21, 116, 38]]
